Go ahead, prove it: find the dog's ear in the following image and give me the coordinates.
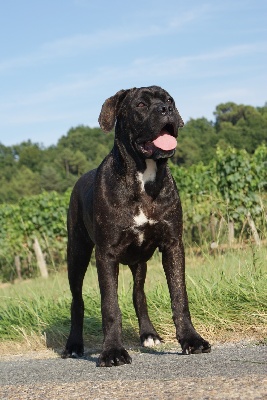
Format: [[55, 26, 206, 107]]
[[175, 107, 184, 128], [178, 114, 184, 128], [98, 89, 132, 132]]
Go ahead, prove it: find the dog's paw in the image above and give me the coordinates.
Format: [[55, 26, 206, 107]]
[[180, 337, 211, 355], [61, 342, 84, 359], [97, 347, 132, 367], [141, 334, 163, 347]]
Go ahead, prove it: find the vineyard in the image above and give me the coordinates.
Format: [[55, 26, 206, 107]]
[[0, 145, 266, 282]]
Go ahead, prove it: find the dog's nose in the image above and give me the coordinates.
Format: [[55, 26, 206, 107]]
[[158, 104, 173, 115]]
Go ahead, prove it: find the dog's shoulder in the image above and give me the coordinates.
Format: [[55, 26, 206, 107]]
[[74, 169, 97, 193]]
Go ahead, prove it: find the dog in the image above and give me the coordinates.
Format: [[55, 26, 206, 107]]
[[63, 85, 211, 366]]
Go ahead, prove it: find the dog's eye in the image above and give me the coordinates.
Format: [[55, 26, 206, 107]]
[[167, 98, 173, 104], [137, 102, 146, 108]]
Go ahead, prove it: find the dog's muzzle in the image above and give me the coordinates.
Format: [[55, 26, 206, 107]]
[[136, 123, 177, 159]]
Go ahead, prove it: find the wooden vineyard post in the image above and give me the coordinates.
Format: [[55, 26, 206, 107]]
[[33, 237, 48, 278], [210, 212, 218, 251], [247, 212, 261, 246], [228, 220, 235, 246], [14, 255, 22, 280], [210, 212, 217, 243]]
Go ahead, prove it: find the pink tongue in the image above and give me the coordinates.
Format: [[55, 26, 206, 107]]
[[153, 133, 177, 151]]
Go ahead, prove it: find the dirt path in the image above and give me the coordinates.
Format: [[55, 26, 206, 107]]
[[0, 343, 266, 399]]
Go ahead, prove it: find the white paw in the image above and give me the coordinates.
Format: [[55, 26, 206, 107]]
[[142, 336, 161, 347]]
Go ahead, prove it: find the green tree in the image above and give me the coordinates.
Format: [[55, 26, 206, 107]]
[[69, 150, 89, 176], [58, 125, 113, 167], [40, 165, 62, 191], [175, 118, 217, 166], [18, 145, 43, 172], [214, 102, 267, 153], [0, 143, 17, 181], [55, 148, 74, 178], [1, 166, 41, 203]]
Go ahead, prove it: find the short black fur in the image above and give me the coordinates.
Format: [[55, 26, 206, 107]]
[[62, 85, 211, 366]]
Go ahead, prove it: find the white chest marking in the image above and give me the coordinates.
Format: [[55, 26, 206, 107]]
[[134, 209, 148, 226], [133, 207, 157, 245], [137, 159, 157, 192], [133, 208, 156, 227]]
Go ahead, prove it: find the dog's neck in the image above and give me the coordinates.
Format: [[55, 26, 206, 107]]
[[112, 140, 168, 198], [137, 159, 157, 191], [139, 158, 168, 198]]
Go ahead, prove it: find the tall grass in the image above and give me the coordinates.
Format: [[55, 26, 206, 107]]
[[0, 246, 266, 352]]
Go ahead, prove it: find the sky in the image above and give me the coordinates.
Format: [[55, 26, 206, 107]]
[[0, 0, 266, 147]]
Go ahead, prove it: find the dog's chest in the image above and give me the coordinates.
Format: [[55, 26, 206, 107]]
[[137, 159, 157, 191], [131, 206, 157, 245], [129, 160, 163, 246]]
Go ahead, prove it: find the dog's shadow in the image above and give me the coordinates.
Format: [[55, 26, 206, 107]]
[[44, 316, 147, 362], [44, 317, 181, 365], [44, 315, 103, 358], [71, 347, 182, 365]]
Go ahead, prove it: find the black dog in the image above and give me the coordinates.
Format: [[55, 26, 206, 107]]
[[63, 85, 211, 366]]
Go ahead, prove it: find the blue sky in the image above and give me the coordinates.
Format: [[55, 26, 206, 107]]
[[0, 0, 266, 147]]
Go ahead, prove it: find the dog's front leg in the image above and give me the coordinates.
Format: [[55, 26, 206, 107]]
[[96, 248, 132, 367], [162, 240, 211, 355], [129, 262, 163, 347]]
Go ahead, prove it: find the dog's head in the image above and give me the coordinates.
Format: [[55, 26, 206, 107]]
[[98, 86, 184, 160]]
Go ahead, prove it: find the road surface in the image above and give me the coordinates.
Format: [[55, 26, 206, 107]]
[[0, 342, 266, 399]]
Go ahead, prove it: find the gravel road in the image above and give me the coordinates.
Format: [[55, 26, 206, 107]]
[[0, 342, 266, 399]]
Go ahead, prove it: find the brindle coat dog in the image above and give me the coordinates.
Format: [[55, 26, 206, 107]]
[[63, 86, 211, 367]]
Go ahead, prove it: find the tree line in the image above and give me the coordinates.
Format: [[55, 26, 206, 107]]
[[0, 101, 267, 204]]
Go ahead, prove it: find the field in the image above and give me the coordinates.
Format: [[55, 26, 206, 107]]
[[0, 245, 266, 355]]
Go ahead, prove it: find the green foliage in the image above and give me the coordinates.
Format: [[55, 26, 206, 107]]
[[0, 191, 70, 281], [0, 101, 267, 204], [0, 126, 114, 204], [170, 161, 219, 243], [0, 144, 266, 282], [57, 125, 114, 170], [175, 117, 217, 166], [17, 142, 44, 172], [170, 144, 266, 244], [214, 102, 267, 153], [216, 145, 267, 219], [0, 145, 267, 280], [0, 100, 267, 281]]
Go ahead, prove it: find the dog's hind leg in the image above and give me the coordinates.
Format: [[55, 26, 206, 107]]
[[129, 262, 163, 347], [62, 231, 94, 359]]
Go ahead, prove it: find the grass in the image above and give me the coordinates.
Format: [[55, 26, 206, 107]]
[[0, 246, 266, 354]]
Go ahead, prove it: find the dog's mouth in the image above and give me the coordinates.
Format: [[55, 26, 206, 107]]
[[136, 124, 177, 158]]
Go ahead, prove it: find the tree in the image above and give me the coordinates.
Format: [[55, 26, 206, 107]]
[[2, 166, 41, 202], [58, 125, 113, 163], [40, 166, 62, 191], [0, 143, 17, 181], [69, 150, 89, 176], [18, 144, 43, 172], [175, 118, 217, 165], [214, 102, 267, 153], [55, 148, 73, 178]]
